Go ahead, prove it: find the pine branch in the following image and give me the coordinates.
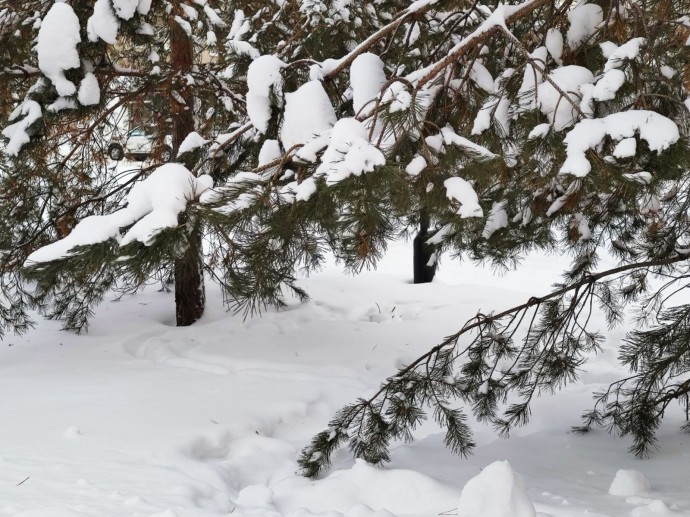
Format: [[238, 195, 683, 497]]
[[299, 253, 690, 477]]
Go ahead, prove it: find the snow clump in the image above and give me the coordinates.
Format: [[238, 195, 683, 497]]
[[350, 53, 387, 116], [37, 3, 82, 96], [177, 131, 210, 156], [78, 73, 101, 106], [26, 164, 213, 263], [457, 460, 536, 517], [444, 177, 483, 218], [2, 101, 42, 156], [560, 110, 679, 177], [608, 469, 652, 496], [315, 118, 385, 185], [281, 80, 336, 150], [246, 55, 286, 133], [566, 3, 603, 49]]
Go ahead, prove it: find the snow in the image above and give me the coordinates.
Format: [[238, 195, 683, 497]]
[[294, 177, 317, 202], [350, 53, 387, 116], [608, 469, 653, 496], [204, 5, 225, 26], [444, 177, 483, 218], [246, 55, 286, 134], [428, 127, 492, 158], [36, 3, 81, 97], [528, 123, 550, 139], [660, 66, 676, 79], [47, 97, 77, 113], [600, 41, 618, 59], [314, 118, 385, 185], [605, 38, 646, 71], [560, 111, 680, 177], [112, 0, 139, 20], [536, 65, 594, 131], [623, 171, 653, 185], [26, 164, 213, 263], [613, 137, 636, 159], [518, 47, 548, 112], [482, 201, 508, 239], [405, 155, 427, 176], [566, 3, 603, 49], [87, 0, 119, 44], [78, 73, 101, 106], [137, 0, 152, 15], [545, 28, 564, 64], [180, 3, 199, 20], [631, 500, 677, 516], [458, 460, 536, 517], [1, 100, 42, 156], [177, 131, 210, 156], [592, 68, 626, 101], [258, 139, 282, 167], [174, 16, 192, 36], [469, 61, 494, 93], [6, 241, 690, 517], [281, 81, 336, 150]]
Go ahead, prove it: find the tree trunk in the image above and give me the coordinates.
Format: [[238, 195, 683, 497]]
[[171, 9, 205, 326], [413, 209, 437, 284]]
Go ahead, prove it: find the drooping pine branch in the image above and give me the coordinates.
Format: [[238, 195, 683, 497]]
[[299, 253, 689, 478]]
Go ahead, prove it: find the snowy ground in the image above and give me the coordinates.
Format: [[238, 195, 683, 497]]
[[1, 242, 689, 517]]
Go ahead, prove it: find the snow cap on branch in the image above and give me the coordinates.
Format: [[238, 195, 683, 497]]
[[25, 164, 213, 264], [281, 81, 336, 150], [246, 55, 286, 133], [37, 2, 81, 96], [350, 53, 387, 116], [560, 111, 680, 177]]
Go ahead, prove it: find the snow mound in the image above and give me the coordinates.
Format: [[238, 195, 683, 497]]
[[285, 459, 460, 515], [87, 0, 120, 44], [566, 3, 603, 49], [63, 426, 81, 439], [608, 469, 652, 496], [537, 65, 594, 131], [78, 73, 101, 106], [2, 100, 42, 156], [457, 460, 536, 517], [13, 509, 82, 517], [631, 500, 678, 516]]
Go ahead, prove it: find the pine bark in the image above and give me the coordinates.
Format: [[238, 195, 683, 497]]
[[171, 11, 205, 326], [413, 209, 436, 284]]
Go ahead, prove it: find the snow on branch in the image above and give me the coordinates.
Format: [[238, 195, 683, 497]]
[[412, 0, 551, 88], [25, 165, 213, 264], [2, 100, 41, 156], [36, 2, 81, 96], [560, 111, 680, 178]]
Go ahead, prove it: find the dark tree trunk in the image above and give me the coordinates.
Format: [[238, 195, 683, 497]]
[[175, 218, 205, 326], [171, 9, 204, 326], [413, 209, 437, 284]]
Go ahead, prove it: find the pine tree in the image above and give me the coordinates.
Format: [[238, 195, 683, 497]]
[[3, 0, 690, 474], [0, 0, 438, 332], [294, 0, 690, 477], [0, 0, 241, 330]]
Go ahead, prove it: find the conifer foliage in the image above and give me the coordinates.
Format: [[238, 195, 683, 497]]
[[1, 0, 690, 476]]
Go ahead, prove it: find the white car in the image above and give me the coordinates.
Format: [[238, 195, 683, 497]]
[[108, 127, 173, 162]]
